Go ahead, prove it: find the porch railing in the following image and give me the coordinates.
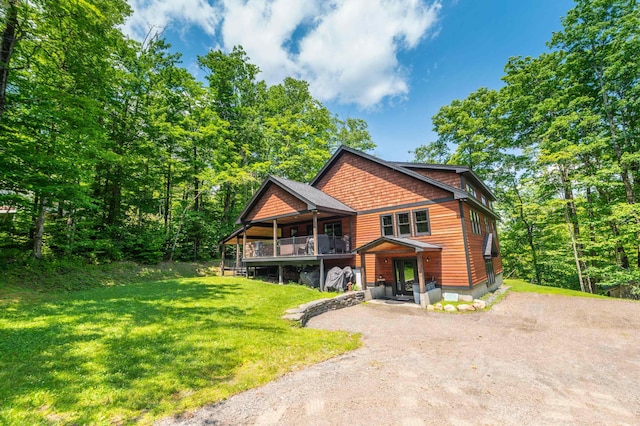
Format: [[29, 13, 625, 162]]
[[244, 235, 350, 258]]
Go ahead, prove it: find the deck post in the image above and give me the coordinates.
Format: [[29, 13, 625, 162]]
[[221, 245, 225, 276], [273, 219, 278, 257], [359, 253, 367, 289], [278, 265, 283, 284], [313, 210, 318, 255], [235, 237, 240, 269], [417, 250, 427, 308], [242, 226, 247, 268], [319, 258, 325, 291]]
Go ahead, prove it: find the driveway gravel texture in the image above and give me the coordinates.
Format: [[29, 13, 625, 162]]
[[159, 292, 640, 425]]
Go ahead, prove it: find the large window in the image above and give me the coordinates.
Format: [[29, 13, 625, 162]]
[[470, 210, 482, 235], [413, 209, 430, 235], [324, 222, 342, 237], [396, 212, 411, 236], [381, 214, 394, 236]]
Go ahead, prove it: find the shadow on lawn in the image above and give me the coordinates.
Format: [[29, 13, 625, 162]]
[[0, 278, 287, 423]]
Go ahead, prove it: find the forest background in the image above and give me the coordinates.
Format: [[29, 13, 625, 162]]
[[0, 0, 638, 295]]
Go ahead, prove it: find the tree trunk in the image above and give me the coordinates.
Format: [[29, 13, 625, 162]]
[[0, 0, 19, 118], [164, 163, 171, 229], [514, 185, 542, 284], [32, 196, 46, 259], [559, 165, 592, 292]]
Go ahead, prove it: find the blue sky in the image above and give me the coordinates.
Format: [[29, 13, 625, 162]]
[[122, 0, 575, 161]]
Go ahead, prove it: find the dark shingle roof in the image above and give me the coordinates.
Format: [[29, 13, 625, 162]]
[[236, 175, 355, 224], [354, 236, 442, 253], [270, 176, 355, 213], [310, 146, 468, 199]]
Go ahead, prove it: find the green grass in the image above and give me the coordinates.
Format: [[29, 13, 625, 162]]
[[0, 277, 360, 424], [505, 278, 607, 298]]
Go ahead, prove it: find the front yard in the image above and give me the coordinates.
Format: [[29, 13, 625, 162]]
[[0, 277, 360, 424]]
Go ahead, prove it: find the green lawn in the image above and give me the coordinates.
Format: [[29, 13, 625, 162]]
[[505, 278, 607, 298], [0, 277, 360, 424]]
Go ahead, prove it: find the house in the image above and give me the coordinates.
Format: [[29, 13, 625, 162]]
[[221, 146, 503, 306]]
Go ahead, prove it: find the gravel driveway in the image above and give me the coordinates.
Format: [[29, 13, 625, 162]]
[[159, 292, 640, 425]]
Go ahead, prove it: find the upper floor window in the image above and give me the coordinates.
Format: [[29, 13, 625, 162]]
[[324, 222, 342, 237], [413, 209, 431, 235], [381, 214, 394, 236], [466, 183, 477, 198], [396, 212, 411, 236], [481, 194, 487, 205], [470, 210, 482, 235], [484, 216, 490, 234]]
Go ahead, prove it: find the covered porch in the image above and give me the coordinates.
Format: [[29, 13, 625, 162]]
[[356, 237, 443, 307]]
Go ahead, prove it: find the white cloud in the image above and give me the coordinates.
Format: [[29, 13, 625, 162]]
[[122, 0, 221, 41], [122, 0, 441, 108]]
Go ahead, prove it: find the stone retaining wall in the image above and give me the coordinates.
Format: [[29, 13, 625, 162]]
[[282, 291, 366, 326]]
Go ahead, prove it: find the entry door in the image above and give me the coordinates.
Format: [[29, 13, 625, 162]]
[[394, 259, 418, 296]]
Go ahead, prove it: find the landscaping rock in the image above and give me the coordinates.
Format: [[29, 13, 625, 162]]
[[282, 312, 305, 322], [473, 299, 487, 310], [457, 304, 475, 312], [444, 304, 457, 312], [427, 304, 435, 311], [281, 291, 366, 326], [434, 303, 443, 311]]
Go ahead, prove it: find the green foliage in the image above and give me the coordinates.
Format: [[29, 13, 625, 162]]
[[0, 4, 376, 268], [418, 0, 640, 294], [0, 276, 360, 424], [505, 279, 607, 298]]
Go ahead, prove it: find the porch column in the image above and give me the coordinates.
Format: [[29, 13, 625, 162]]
[[359, 253, 367, 289], [235, 237, 241, 269], [221, 244, 225, 276], [417, 250, 427, 308], [319, 258, 325, 291], [312, 210, 318, 255], [273, 219, 278, 257], [278, 265, 283, 284], [242, 226, 247, 263]]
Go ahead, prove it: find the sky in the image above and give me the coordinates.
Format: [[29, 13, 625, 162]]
[[121, 0, 576, 162]]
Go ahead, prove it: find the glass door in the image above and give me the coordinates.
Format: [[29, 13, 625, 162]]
[[394, 259, 418, 296]]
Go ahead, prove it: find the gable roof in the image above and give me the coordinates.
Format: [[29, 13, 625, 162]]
[[355, 236, 442, 254], [310, 146, 469, 200], [310, 146, 499, 219], [394, 161, 497, 201], [236, 175, 355, 224]]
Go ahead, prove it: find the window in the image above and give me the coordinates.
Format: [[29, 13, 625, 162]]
[[324, 222, 342, 237], [290, 227, 298, 237], [380, 214, 394, 236], [396, 212, 411, 236], [485, 259, 495, 286], [466, 183, 477, 198], [481, 194, 487, 205], [413, 209, 430, 235], [484, 217, 490, 234], [470, 210, 482, 235]]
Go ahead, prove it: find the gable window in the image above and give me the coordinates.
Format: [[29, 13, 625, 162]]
[[466, 183, 477, 198], [413, 209, 431, 235], [470, 210, 482, 235], [396, 212, 411, 236], [324, 222, 342, 237], [380, 214, 394, 236]]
